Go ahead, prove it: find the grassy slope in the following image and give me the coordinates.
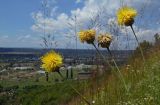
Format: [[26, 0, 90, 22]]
[[1, 46, 160, 105], [0, 69, 78, 88], [0, 82, 75, 105], [73, 46, 160, 105], [0, 80, 90, 105], [0, 69, 83, 105]]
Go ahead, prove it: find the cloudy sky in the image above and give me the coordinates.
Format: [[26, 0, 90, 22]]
[[0, 0, 159, 49]]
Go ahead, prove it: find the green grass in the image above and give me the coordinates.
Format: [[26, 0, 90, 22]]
[[1, 46, 160, 105], [0, 69, 78, 88], [0, 79, 89, 105], [0, 81, 82, 105], [76, 46, 160, 105], [0, 69, 82, 105]]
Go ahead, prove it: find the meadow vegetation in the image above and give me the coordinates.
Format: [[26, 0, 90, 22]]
[[70, 41, 160, 105], [0, 1, 160, 105]]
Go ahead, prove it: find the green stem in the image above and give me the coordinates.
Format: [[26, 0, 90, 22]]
[[130, 25, 145, 63], [92, 43, 113, 70], [57, 71, 64, 79], [57, 71, 91, 105], [69, 85, 91, 105], [107, 48, 129, 92], [45, 72, 49, 82]]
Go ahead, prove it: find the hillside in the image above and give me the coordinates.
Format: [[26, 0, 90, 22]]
[[0, 44, 159, 105], [68, 44, 160, 105]]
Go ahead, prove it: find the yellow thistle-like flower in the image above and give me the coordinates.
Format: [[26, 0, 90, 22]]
[[41, 50, 63, 72], [117, 6, 137, 26], [98, 33, 112, 48], [78, 29, 96, 44]]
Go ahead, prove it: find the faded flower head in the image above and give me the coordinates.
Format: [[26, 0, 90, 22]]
[[126, 65, 131, 70], [41, 50, 63, 72], [117, 6, 137, 26], [98, 33, 112, 48], [78, 29, 96, 44]]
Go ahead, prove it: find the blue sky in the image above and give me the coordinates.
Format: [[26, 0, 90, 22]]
[[0, 0, 83, 48], [0, 0, 159, 49], [0, 0, 83, 33], [0, 0, 39, 33]]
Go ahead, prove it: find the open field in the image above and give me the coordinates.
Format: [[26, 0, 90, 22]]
[[0, 69, 84, 105], [1, 45, 159, 105], [0, 0, 160, 105], [69, 45, 160, 105], [0, 69, 78, 87]]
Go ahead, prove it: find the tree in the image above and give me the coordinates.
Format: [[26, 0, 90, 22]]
[[134, 40, 153, 57], [154, 33, 160, 45]]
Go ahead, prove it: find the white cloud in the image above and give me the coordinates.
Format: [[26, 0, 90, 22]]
[[105, 17, 160, 50], [2, 35, 9, 39], [31, 11, 69, 34], [137, 28, 160, 43], [75, 0, 82, 4], [31, 0, 156, 33], [32, 0, 157, 32], [110, 26, 160, 50], [24, 34, 31, 38], [17, 35, 31, 41], [0, 34, 41, 48], [31, 0, 160, 49], [31, 0, 117, 33]]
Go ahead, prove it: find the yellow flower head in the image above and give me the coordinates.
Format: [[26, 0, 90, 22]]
[[98, 33, 112, 48], [117, 6, 137, 26], [41, 50, 63, 72], [78, 29, 96, 44]]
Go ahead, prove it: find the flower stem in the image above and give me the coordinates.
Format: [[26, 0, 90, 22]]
[[69, 85, 91, 105], [57, 71, 91, 105], [57, 71, 64, 79], [92, 43, 113, 70], [45, 72, 49, 82], [107, 48, 129, 92], [130, 25, 145, 63]]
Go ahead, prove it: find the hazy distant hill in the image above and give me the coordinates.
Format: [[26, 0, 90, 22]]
[[0, 48, 42, 53], [0, 47, 133, 54], [0, 48, 133, 63]]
